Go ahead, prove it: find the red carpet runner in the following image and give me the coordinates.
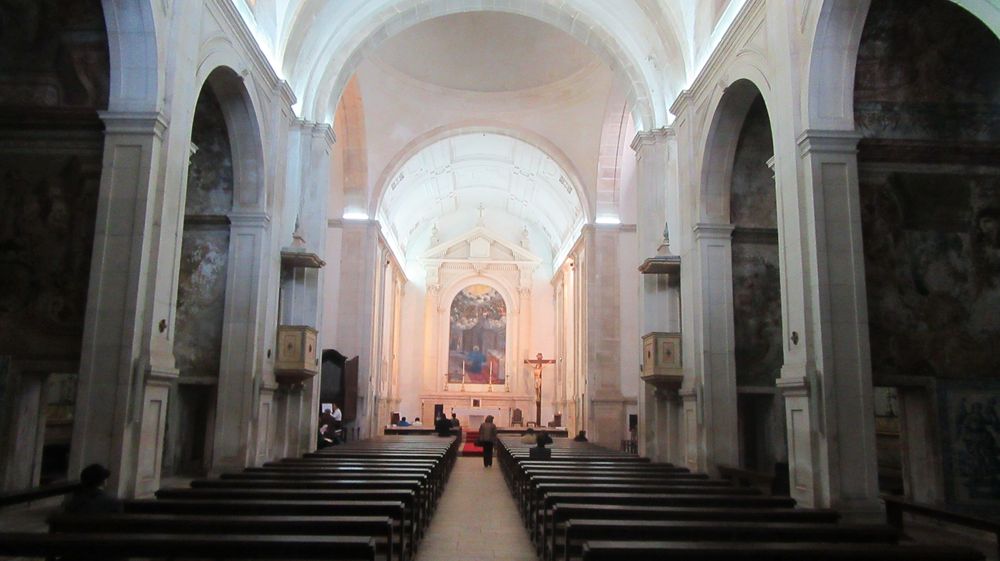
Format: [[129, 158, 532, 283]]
[[459, 429, 483, 457]]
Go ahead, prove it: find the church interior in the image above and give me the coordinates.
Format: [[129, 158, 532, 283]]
[[1, 0, 999, 559]]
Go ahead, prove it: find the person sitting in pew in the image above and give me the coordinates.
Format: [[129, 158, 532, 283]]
[[412, 417, 423, 426], [63, 464, 123, 515], [397, 417, 411, 427], [573, 430, 589, 442], [435, 413, 454, 436]]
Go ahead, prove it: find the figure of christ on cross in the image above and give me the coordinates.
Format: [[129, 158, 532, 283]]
[[524, 352, 556, 426]]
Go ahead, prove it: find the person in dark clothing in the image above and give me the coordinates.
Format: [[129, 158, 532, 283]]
[[573, 430, 588, 442], [450, 413, 461, 428], [478, 415, 498, 467], [63, 464, 123, 515], [435, 413, 454, 436]]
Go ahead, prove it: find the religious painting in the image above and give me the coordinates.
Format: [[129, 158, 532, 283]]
[[939, 382, 1000, 507], [447, 284, 506, 384]]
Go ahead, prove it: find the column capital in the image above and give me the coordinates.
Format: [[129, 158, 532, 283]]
[[295, 119, 337, 148], [692, 222, 735, 241], [98, 111, 169, 138], [630, 127, 675, 154], [796, 129, 862, 157]]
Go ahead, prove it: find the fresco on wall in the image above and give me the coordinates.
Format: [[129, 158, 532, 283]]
[[447, 284, 506, 384], [861, 172, 1000, 382], [854, 0, 1000, 142], [730, 96, 782, 387], [173, 88, 233, 379], [0, 157, 100, 358], [939, 383, 1000, 505]]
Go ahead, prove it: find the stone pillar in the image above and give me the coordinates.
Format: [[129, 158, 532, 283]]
[[0, 363, 48, 491], [211, 211, 270, 473], [584, 226, 625, 448], [70, 112, 175, 498], [518, 285, 532, 400], [777, 130, 879, 519], [690, 223, 739, 472], [423, 278, 441, 392], [336, 221, 379, 437], [278, 121, 334, 454], [632, 129, 685, 462]]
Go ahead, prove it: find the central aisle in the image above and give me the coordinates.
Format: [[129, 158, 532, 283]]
[[415, 456, 537, 561]]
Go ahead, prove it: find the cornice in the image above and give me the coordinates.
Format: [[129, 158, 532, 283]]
[[671, 0, 766, 115], [693, 222, 736, 240], [99, 111, 169, 138], [796, 129, 863, 157], [630, 127, 675, 153]]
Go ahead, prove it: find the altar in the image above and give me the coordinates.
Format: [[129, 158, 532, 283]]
[[452, 406, 504, 427]]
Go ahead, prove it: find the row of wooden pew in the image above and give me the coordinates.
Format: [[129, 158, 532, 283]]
[[496, 435, 984, 561], [0, 435, 458, 561]]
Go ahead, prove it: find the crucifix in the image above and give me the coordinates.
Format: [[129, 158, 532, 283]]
[[524, 352, 555, 425]]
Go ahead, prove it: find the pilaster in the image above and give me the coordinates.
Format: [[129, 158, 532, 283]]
[[783, 129, 879, 519], [690, 222, 739, 472], [70, 111, 170, 497]]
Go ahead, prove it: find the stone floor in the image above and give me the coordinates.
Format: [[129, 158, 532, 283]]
[[415, 456, 537, 561]]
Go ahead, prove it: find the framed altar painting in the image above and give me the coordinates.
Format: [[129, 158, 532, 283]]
[[447, 284, 507, 384]]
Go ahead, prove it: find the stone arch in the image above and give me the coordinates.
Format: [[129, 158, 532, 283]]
[[102, 0, 160, 112], [699, 77, 776, 223], [371, 122, 593, 225], [292, 1, 673, 131], [197, 66, 267, 210], [804, 0, 999, 131]]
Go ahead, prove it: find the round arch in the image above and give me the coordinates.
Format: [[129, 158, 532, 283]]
[[804, 0, 999, 131], [699, 74, 777, 223], [102, 0, 160, 112], [287, 0, 677, 131], [194, 65, 267, 210], [371, 122, 593, 223]]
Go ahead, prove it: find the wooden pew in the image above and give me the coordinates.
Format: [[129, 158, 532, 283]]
[[546, 503, 842, 560], [125, 498, 409, 560], [560, 520, 898, 561], [579, 540, 984, 561], [49, 513, 396, 561], [0, 531, 377, 560]]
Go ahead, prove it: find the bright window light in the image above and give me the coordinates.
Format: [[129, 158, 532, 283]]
[[595, 216, 621, 225], [343, 211, 370, 221]]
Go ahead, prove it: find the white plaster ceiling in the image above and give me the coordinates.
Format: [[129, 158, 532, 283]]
[[377, 133, 585, 262], [372, 12, 599, 93]]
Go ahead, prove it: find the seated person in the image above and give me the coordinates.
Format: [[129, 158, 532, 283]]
[[63, 464, 123, 514], [435, 414, 454, 436], [397, 416, 411, 427], [535, 431, 554, 448], [573, 430, 588, 442], [520, 427, 537, 444], [412, 417, 423, 426], [450, 413, 461, 428]]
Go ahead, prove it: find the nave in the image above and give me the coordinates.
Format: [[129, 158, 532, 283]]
[[0, 432, 992, 561]]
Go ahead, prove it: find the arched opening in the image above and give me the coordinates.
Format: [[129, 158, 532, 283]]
[[167, 80, 236, 477], [0, 0, 110, 490], [166, 66, 267, 476], [728, 95, 787, 483], [854, 0, 1000, 508]]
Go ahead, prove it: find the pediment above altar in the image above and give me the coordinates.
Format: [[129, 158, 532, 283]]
[[422, 226, 541, 266]]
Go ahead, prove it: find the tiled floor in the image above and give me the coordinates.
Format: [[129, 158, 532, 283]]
[[415, 457, 537, 561]]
